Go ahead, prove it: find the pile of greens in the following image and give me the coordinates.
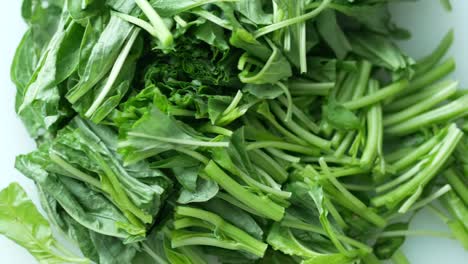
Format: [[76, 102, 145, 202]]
[[2, 0, 467, 263]]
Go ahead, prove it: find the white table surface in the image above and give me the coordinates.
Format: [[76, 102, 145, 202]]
[[1, 1, 467, 263]]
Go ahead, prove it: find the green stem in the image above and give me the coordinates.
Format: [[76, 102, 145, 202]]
[[385, 147, 413, 164], [334, 131, 355, 158], [175, 207, 267, 256], [445, 169, 468, 205], [337, 73, 358, 102], [255, 166, 282, 190], [384, 80, 454, 112], [112, 12, 156, 36], [127, 132, 229, 147], [328, 167, 367, 178], [331, 131, 344, 148], [379, 230, 454, 239], [361, 253, 381, 264], [399, 58, 455, 97], [236, 168, 291, 199], [191, 9, 233, 30], [282, 216, 372, 252], [257, 106, 308, 145], [386, 95, 468, 136], [415, 29, 454, 76], [288, 80, 335, 96], [173, 15, 187, 27], [85, 28, 140, 118], [443, 192, 468, 228], [270, 101, 331, 151], [342, 183, 375, 192], [49, 152, 102, 189], [93, 153, 149, 224], [319, 159, 386, 227], [390, 131, 442, 173], [142, 243, 168, 264], [376, 161, 426, 193], [266, 148, 300, 163], [372, 124, 462, 207], [254, 0, 332, 38], [249, 149, 288, 183], [171, 231, 263, 256], [277, 82, 293, 122], [222, 90, 243, 116], [343, 79, 408, 110], [278, 96, 320, 133], [329, 185, 387, 228], [246, 141, 319, 155], [383, 80, 458, 126], [198, 123, 233, 137], [203, 161, 285, 221], [216, 192, 267, 218], [324, 198, 348, 229], [408, 184, 452, 212], [174, 147, 209, 165], [352, 60, 372, 99], [360, 81, 381, 169], [302, 155, 359, 166], [398, 185, 424, 213], [173, 217, 214, 230], [135, 0, 173, 48]]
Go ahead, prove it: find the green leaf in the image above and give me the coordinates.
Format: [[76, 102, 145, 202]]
[[66, 15, 134, 104], [119, 107, 229, 164], [235, 0, 272, 25], [0, 183, 90, 263], [267, 223, 352, 263], [75, 29, 143, 123], [174, 206, 268, 257], [11, 30, 39, 102], [331, 3, 394, 35], [16, 150, 143, 240], [151, 0, 233, 17], [194, 21, 229, 51], [177, 177, 219, 204], [322, 99, 360, 130], [18, 17, 84, 139], [230, 29, 271, 61], [67, 0, 105, 22], [316, 10, 351, 59], [238, 41, 292, 84], [243, 83, 285, 99], [349, 32, 414, 72], [202, 197, 264, 240]]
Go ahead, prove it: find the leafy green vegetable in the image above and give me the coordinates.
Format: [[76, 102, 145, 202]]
[[0, 183, 90, 263], [5, 0, 468, 263]]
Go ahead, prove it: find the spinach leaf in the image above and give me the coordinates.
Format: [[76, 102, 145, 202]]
[[322, 99, 360, 130], [18, 15, 84, 139], [0, 183, 90, 263], [119, 107, 228, 164], [66, 15, 134, 104], [317, 10, 351, 59]]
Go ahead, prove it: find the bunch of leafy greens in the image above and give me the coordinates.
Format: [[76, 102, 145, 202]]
[[3, 0, 467, 263]]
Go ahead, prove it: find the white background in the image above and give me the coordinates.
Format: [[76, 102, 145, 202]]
[[0, 1, 467, 263]]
